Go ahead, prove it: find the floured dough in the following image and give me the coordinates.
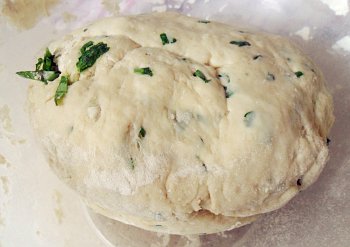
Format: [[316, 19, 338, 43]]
[[27, 12, 334, 235]]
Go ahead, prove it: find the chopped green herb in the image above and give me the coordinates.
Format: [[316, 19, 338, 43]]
[[134, 67, 153, 76], [54, 76, 69, 106], [294, 71, 304, 78], [266, 73, 275, 81], [198, 20, 210, 24], [35, 58, 43, 71], [17, 48, 60, 83], [16, 71, 60, 84], [253, 55, 262, 60], [244, 111, 255, 127], [80, 41, 93, 53], [218, 73, 230, 83], [76, 41, 110, 72], [193, 70, 210, 83], [160, 33, 177, 45], [223, 86, 234, 98], [42, 48, 57, 71], [326, 138, 331, 146], [138, 126, 146, 139], [129, 157, 135, 170], [230, 40, 251, 47]]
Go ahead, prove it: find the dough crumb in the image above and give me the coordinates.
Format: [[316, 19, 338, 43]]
[[0, 105, 13, 133], [53, 190, 64, 224], [0, 177, 9, 194]]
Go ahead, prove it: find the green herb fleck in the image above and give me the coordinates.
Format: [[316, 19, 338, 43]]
[[134, 67, 153, 76], [16, 71, 60, 84], [16, 48, 60, 83], [223, 86, 234, 98], [266, 73, 275, 81], [294, 71, 304, 78], [138, 126, 146, 139], [244, 111, 255, 127], [76, 41, 110, 72], [230, 40, 251, 47], [253, 55, 263, 60], [160, 33, 177, 45], [198, 20, 210, 24], [54, 76, 69, 106], [129, 157, 135, 170], [42, 48, 57, 71], [218, 73, 230, 83], [80, 41, 93, 53], [35, 58, 43, 71], [193, 70, 210, 83]]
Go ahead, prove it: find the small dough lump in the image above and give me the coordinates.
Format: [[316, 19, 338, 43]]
[[27, 12, 334, 235]]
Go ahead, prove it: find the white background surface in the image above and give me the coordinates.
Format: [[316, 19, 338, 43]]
[[0, 0, 350, 246]]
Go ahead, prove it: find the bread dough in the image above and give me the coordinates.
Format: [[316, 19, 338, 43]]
[[27, 12, 334, 235]]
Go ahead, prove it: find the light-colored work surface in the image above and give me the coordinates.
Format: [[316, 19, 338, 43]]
[[0, 0, 349, 246]]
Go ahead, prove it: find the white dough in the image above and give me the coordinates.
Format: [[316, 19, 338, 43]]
[[27, 12, 334, 235]]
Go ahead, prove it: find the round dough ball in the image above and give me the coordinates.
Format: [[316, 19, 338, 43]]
[[27, 12, 334, 235]]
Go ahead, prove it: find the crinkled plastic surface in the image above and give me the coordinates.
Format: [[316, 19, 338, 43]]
[[0, 0, 349, 246]]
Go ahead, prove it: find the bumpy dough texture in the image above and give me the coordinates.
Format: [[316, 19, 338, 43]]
[[27, 12, 334, 234]]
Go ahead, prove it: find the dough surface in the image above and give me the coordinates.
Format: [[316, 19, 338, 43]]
[[27, 12, 334, 234]]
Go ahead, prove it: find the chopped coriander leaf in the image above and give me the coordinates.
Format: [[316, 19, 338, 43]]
[[244, 111, 255, 127], [223, 86, 234, 98], [266, 73, 275, 81], [230, 40, 251, 47], [16, 70, 60, 84], [253, 55, 262, 60], [218, 73, 230, 83], [54, 76, 69, 106], [193, 70, 210, 83], [160, 33, 177, 45], [198, 20, 210, 23], [138, 127, 146, 139], [134, 67, 153, 76], [76, 41, 110, 72], [295, 71, 304, 78]]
